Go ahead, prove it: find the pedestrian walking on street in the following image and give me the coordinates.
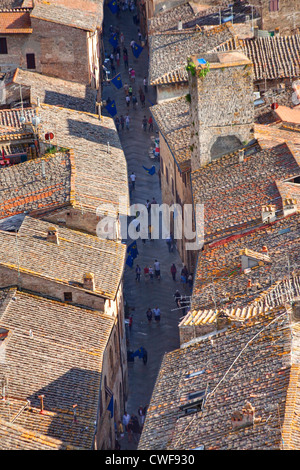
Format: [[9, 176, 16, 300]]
[[142, 115, 147, 131], [143, 265, 149, 281], [166, 236, 172, 252], [131, 415, 141, 443], [171, 263, 177, 281], [143, 76, 148, 93], [130, 171, 136, 188], [135, 264, 141, 282], [111, 62, 116, 75], [123, 52, 128, 68], [146, 308, 152, 324], [174, 289, 181, 308], [148, 116, 153, 132], [116, 52, 120, 67], [140, 92, 145, 108], [181, 265, 189, 284], [154, 259, 160, 280], [130, 68, 136, 82], [120, 114, 125, 131], [132, 94, 137, 109], [122, 411, 131, 432], [153, 306, 161, 323], [126, 94, 130, 108], [125, 114, 130, 131], [124, 82, 129, 95], [128, 85, 133, 97], [115, 116, 120, 132], [120, 32, 125, 46], [146, 199, 151, 213], [128, 314, 133, 331], [138, 29, 142, 42], [138, 406, 145, 426], [149, 265, 154, 281]]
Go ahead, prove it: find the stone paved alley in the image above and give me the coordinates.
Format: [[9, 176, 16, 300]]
[[102, 3, 191, 450]]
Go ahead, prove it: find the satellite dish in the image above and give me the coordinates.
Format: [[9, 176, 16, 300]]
[[292, 91, 300, 105]]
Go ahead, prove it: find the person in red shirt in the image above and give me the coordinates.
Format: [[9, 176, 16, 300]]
[[148, 116, 153, 132]]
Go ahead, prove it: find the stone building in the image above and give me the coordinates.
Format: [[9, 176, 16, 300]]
[[0, 103, 129, 236], [150, 96, 196, 271], [188, 50, 255, 170], [0, 287, 125, 450], [139, 212, 300, 450], [250, 0, 300, 35], [149, 22, 237, 102], [0, 0, 104, 92]]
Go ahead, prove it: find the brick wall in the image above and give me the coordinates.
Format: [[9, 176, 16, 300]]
[[188, 54, 255, 171]]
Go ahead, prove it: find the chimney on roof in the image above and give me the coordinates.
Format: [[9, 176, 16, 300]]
[[38, 395, 45, 414], [231, 401, 255, 430], [83, 272, 95, 291], [283, 198, 298, 217], [274, 27, 280, 36], [178, 19, 182, 30], [261, 204, 276, 224], [47, 226, 59, 244], [239, 149, 244, 162]]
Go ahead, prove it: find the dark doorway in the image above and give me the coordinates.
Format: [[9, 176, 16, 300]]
[[26, 53, 36, 69]]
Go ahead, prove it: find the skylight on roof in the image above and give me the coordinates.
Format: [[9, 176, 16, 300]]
[[185, 369, 205, 379]]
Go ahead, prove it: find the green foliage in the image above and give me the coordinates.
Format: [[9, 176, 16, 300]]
[[185, 93, 191, 103]]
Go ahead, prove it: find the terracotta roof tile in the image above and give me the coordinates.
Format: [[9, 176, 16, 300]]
[[0, 216, 126, 299], [0, 11, 32, 33], [149, 23, 237, 85], [0, 287, 114, 449], [31, 0, 103, 31], [140, 305, 299, 450]]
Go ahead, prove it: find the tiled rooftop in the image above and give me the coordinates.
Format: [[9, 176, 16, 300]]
[[139, 305, 300, 450], [148, 2, 196, 34], [12, 69, 97, 114], [31, 0, 103, 31], [0, 0, 25, 9], [191, 142, 300, 242], [150, 96, 191, 170], [148, 23, 237, 85], [0, 287, 114, 449], [0, 10, 32, 33], [0, 216, 126, 299], [189, 213, 300, 314], [38, 104, 129, 217], [0, 105, 129, 218], [240, 36, 300, 82], [0, 151, 72, 218]]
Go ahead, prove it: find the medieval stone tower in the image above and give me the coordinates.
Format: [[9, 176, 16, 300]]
[[187, 50, 255, 171]]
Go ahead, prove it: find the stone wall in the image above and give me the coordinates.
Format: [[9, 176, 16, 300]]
[[157, 82, 189, 103], [0, 20, 91, 85], [0, 266, 105, 311], [251, 0, 300, 35], [188, 55, 255, 171]]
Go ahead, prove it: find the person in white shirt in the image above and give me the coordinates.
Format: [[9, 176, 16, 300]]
[[153, 306, 161, 323], [122, 411, 131, 431], [130, 172, 136, 189], [154, 259, 160, 279]]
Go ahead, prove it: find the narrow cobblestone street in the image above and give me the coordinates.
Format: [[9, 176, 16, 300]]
[[102, 4, 191, 450]]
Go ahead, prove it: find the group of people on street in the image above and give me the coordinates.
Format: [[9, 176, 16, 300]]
[[119, 405, 148, 445], [142, 259, 160, 282], [146, 306, 161, 323]]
